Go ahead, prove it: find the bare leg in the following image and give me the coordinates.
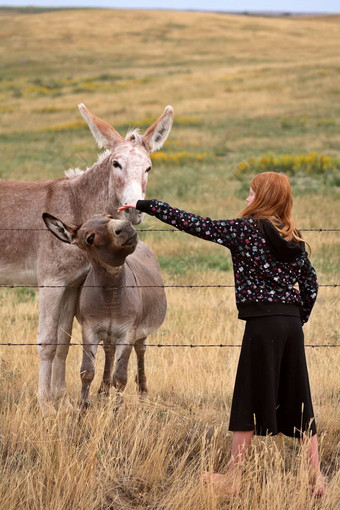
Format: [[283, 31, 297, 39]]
[[202, 430, 254, 496], [300, 434, 326, 497], [230, 430, 254, 465]]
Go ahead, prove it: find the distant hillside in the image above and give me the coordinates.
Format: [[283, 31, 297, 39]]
[[0, 7, 339, 186], [0, 6, 337, 17]]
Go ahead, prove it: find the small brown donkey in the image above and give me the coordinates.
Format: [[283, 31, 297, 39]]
[[43, 212, 166, 407]]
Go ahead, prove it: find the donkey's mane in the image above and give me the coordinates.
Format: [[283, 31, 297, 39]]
[[125, 128, 143, 145], [65, 149, 111, 178], [64, 128, 141, 179], [65, 167, 85, 178]]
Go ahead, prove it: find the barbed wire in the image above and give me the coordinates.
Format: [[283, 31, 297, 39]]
[[0, 228, 339, 232], [144, 229, 338, 233], [0, 227, 338, 348], [0, 342, 338, 348], [1, 284, 338, 289]]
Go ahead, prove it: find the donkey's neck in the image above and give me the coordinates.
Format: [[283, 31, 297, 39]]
[[68, 158, 119, 223], [85, 259, 127, 287]]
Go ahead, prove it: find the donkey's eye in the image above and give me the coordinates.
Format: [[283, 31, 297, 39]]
[[113, 160, 122, 169], [146, 166, 152, 173], [87, 234, 95, 246]]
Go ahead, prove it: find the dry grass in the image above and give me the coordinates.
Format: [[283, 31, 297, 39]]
[[0, 7, 339, 510], [0, 268, 339, 509]]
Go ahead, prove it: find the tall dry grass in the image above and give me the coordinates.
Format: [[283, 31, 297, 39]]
[[0, 7, 339, 510], [0, 241, 339, 509]]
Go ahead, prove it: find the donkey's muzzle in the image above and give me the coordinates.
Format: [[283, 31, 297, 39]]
[[123, 208, 144, 225]]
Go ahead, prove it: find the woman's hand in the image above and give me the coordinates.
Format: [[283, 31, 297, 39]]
[[117, 202, 137, 214]]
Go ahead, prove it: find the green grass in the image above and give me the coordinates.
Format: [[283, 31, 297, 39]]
[[158, 252, 232, 276], [0, 10, 339, 509]]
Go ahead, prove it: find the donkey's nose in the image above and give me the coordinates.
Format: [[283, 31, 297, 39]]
[[109, 219, 133, 236], [120, 207, 143, 225]]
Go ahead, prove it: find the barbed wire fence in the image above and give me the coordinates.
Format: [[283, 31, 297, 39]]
[[0, 228, 339, 232], [0, 342, 338, 348], [0, 226, 339, 349]]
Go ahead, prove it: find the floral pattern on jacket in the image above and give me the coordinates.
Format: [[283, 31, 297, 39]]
[[137, 200, 318, 324]]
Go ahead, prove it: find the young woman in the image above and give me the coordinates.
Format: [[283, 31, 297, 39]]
[[117, 171, 325, 497]]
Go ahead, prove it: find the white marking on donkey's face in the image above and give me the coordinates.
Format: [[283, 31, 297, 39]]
[[111, 141, 151, 225], [68, 140, 151, 225]]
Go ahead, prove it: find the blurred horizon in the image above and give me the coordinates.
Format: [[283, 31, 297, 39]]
[[0, 0, 339, 14]]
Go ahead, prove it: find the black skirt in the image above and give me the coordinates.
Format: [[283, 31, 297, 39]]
[[229, 315, 317, 438]]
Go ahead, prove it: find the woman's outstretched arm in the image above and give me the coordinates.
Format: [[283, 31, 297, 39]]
[[118, 199, 243, 249]]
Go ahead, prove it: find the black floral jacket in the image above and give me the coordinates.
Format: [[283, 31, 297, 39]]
[[137, 200, 318, 324]]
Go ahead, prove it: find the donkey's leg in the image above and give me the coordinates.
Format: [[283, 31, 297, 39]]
[[134, 338, 148, 394], [37, 287, 65, 408], [80, 326, 99, 407], [51, 287, 80, 400], [112, 336, 134, 393], [98, 342, 116, 395]]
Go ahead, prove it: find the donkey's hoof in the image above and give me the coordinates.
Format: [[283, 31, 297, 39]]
[[39, 400, 57, 418], [135, 375, 148, 394], [55, 396, 76, 412], [113, 392, 124, 412], [98, 381, 111, 396], [79, 401, 90, 413]]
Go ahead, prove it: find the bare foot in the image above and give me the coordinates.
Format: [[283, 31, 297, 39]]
[[310, 472, 326, 498], [201, 470, 241, 497]]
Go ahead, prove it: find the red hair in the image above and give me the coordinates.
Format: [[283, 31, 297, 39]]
[[239, 172, 307, 247]]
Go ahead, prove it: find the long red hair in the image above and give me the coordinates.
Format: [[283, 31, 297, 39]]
[[239, 172, 307, 246]]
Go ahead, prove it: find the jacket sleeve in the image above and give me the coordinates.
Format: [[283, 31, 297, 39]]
[[298, 253, 318, 324], [136, 199, 243, 250]]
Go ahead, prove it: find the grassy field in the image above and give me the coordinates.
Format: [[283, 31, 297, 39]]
[[0, 7, 339, 509]]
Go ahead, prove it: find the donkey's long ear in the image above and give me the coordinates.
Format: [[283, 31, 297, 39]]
[[42, 213, 78, 244], [142, 105, 174, 152], [78, 103, 124, 149]]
